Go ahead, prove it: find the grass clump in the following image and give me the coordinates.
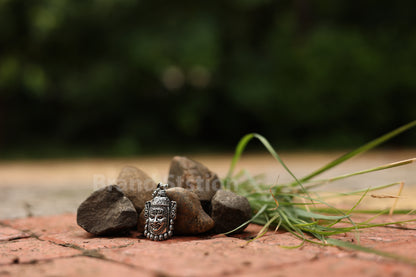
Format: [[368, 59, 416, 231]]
[[223, 120, 416, 263]]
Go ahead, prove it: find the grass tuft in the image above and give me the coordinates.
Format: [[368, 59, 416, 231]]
[[224, 120, 416, 263]]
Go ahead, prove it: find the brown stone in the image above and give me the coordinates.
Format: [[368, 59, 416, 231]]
[[211, 190, 252, 234], [167, 156, 221, 203], [116, 166, 158, 213], [138, 187, 214, 235], [77, 185, 138, 236]]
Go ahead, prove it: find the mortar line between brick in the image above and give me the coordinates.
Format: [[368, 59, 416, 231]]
[[0, 253, 82, 267], [0, 220, 36, 236], [0, 221, 23, 231], [78, 252, 160, 275], [0, 235, 32, 242], [33, 235, 161, 275], [1, 239, 156, 276], [0, 221, 37, 242], [243, 252, 324, 273], [1, 253, 157, 276], [35, 235, 86, 251], [80, 248, 162, 274], [0, 221, 87, 251]]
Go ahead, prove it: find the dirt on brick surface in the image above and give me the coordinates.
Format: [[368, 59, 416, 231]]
[[0, 213, 416, 277]]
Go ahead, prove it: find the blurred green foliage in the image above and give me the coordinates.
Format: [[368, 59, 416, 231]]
[[0, 0, 416, 158]]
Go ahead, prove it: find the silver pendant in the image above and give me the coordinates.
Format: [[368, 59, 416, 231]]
[[144, 183, 176, 241]]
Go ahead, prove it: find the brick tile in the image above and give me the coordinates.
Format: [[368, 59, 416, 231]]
[[0, 226, 30, 241], [40, 225, 213, 251], [1, 213, 416, 277], [40, 230, 141, 250], [247, 256, 416, 277], [101, 236, 318, 277], [0, 237, 81, 265], [229, 223, 274, 239], [330, 221, 416, 260], [1, 213, 77, 236], [0, 256, 153, 277]]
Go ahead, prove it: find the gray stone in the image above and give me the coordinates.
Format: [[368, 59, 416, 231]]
[[138, 187, 214, 235], [211, 190, 252, 234], [77, 185, 138, 236], [116, 166, 157, 213], [167, 156, 221, 204]]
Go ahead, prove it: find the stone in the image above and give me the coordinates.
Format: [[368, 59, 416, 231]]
[[116, 166, 157, 213], [138, 187, 214, 235], [211, 190, 252, 234], [167, 156, 221, 211], [77, 185, 138, 236]]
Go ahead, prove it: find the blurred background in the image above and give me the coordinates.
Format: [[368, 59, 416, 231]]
[[1, 0, 416, 159], [1, 0, 416, 218]]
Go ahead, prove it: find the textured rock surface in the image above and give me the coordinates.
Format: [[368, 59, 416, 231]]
[[116, 166, 157, 213], [168, 156, 221, 204], [211, 190, 252, 234], [139, 187, 214, 235], [77, 185, 138, 235]]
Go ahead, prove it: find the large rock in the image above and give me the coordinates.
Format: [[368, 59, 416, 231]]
[[116, 166, 157, 213], [168, 156, 221, 210], [77, 185, 138, 236], [138, 187, 214, 235], [211, 190, 252, 234]]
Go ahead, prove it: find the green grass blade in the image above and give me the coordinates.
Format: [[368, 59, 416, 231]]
[[294, 208, 350, 221], [310, 208, 414, 215], [355, 218, 416, 228], [319, 182, 402, 199], [305, 159, 415, 190], [226, 133, 308, 194], [298, 120, 416, 183], [227, 122, 416, 263], [225, 134, 255, 182], [325, 188, 370, 244], [327, 158, 415, 182], [245, 213, 281, 243], [348, 188, 369, 214]]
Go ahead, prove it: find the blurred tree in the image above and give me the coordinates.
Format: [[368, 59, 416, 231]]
[[0, 0, 415, 157]]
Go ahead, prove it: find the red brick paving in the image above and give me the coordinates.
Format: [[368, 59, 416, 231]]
[[0, 214, 415, 277], [0, 226, 29, 242], [2, 214, 78, 236], [0, 256, 153, 277], [0, 237, 81, 265]]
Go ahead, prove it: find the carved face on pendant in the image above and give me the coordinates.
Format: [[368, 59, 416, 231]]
[[148, 206, 168, 235]]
